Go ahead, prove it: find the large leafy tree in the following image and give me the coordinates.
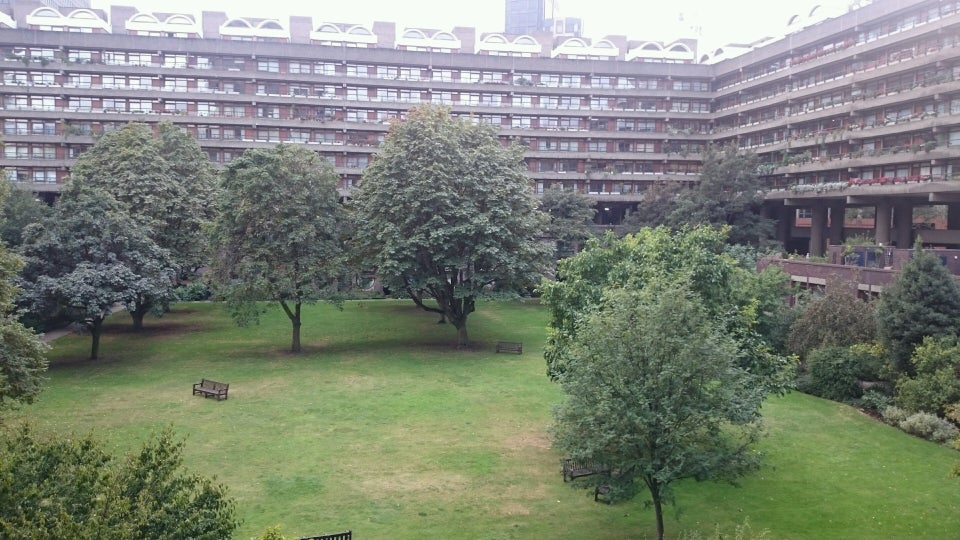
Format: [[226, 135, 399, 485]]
[[876, 243, 960, 374], [787, 284, 878, 360], [0, 182, 48, 410], [208, 144, 346, 353], [0, 426, 237, 539], [627, 145, 773, 246], [18, 184, 175, 360], [539, 186, 596, 259], [351, 105, 550, 346], [0, 187, 50, 248], [552, 285, 765, 540], [540, 226, 793, 385], [69, 122, 216, 327]]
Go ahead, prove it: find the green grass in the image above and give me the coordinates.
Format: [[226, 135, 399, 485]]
[[9, 300, 960, 539]]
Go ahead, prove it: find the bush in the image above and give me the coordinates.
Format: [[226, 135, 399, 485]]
[[857, 390, 894, 412], [174, 281, 212, 301], [802, 346, 862, 401], [254, 525, 286, 540], [880, 405, 910, 425], [896, 411, 959, 444], [895, 336, 960, 414]]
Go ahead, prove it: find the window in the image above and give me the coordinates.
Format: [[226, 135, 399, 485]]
[[68, 74, 92, 88], [196, 102, 218, 116], [377, 66, 399, 79], [257, 105, 280, 119], [257, 59, 280, 72], [197, 126, 221, 140], [289, 129, 311, 143], [559, 75, 580, 88], [257, 82, 282, 95], [512, 116, 533, 128], [164, 78, 189, 91], [256, 128, 280, 142], [68, 97, 93, 111], [514, 94, 533, 108], [460, 70, 480, 83], [398, 67, 421, 81], [433, 69, 453, 82], [590, 76, 613, 88], [164, 54, 187, 68], [588, 141, 608, 152], [317, 62, 337, 75], [432, 91, 453, 105], [346, 64, 369, 77], [289, 61, 312, 74]]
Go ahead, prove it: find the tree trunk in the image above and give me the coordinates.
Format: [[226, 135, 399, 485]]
[[455, 323, 468, 348], [88, 319, 102, 360], [130, 307, 147, 331], [290, 302, 302, 353], [129, 299, 150, 331], [651, 482, 665, 540]]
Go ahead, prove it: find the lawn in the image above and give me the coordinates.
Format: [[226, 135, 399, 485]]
[[9, 300, 960, 539]]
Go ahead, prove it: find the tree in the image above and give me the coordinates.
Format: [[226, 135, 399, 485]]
[[787, 281, 878, 360], [626, 145, 773, 246], [18, 184, 175, 360], [539, 186, 596, 259], [69, 122, 216, 328], [671, 144, 773, 246], [876, 243, 960, 374], [0, 425, 237, 539], [351, 105, 550, 346], [208, 144, 346, 353], [540, 226, 794, 385], [551, 285, 765, 540], [0, 187, 50, 248], [0, 182, 48, 410]]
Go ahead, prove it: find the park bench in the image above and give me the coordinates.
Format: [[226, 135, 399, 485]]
[[496, 341, 523, 354], [560, 458, 610, 482], [300, 531, 351, 540], [594, 484, 612, 504], [192, 378, 229, 400]]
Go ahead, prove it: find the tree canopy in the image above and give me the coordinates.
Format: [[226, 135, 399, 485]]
[[68, 122, 216, 328], [628, 145, 773, 246], [539, 186, 596, 259], [351, 105, 550, 346], [0, 182, 47, 410], [0, 426, 237, 539], [18, 183, 175, 360], [0, 188, 49, 248], [208, 144, 347, 353], [876, 243, 960, 374]]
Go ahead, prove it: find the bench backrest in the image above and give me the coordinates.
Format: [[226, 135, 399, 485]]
[[300, 532, 351, 540], [201, 379, 228, 391]]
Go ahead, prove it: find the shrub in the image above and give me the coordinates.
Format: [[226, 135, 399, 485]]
[[858, 390, 894, 412], [895, 336, 960, 414], [174, 281, 212, 301], [880, 405, 910, 425], [254, 525, 286, 540], [896, 411, 959, 443], [803, 346, 862, 401], [787, 284, 877, 360]]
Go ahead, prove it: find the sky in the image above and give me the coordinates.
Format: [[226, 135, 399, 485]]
[[91, 0, 860, 49]]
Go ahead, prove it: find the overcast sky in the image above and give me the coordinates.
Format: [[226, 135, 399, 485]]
[[92, 0, 860, 48]]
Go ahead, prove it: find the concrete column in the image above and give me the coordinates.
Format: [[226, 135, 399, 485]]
[[776, 204, 792, 248], [875, 202, 892, 245], [827, 202, 845, 246], [894, 203, 913, 248], [809, 204, 828, 257], [948, 203, 960, 231]]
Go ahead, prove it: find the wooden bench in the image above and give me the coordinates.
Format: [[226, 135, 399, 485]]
[[561, 458, 609, 482], [496, 341, 523, 354], [594, 484, 612, 504], [192, 378, 229, 400], [300, 531, 351, 540]]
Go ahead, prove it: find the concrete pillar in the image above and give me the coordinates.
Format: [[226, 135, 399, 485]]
[[809, 204, 828, 257], [875, 202, 892, 245], [894, 203, 913, 248], [776, 205, 792, 248], [827, 202, 845, 246], [948, 203, 960, 231]]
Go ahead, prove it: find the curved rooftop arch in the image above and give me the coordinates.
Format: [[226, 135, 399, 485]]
[[594, 39, 616, 49], [165, 14, 194, 26], [29, 7, 60, 18], [514, 35, 537, 46], [558, 37, 588, 48], [482, 34, 508, 44], [68, 9, 100, 20], [223, 18, 252, 28], [258, 20, 284, 30], [401, 28, 427, 39], [669, 43, 691, 52], [641, 42, 663, 51], [130, 13, 159, 24], [315, 23, 341, 33], [433, 31, 456, 41], [347, 25, 373, 35]]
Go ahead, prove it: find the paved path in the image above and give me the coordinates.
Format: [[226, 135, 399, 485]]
[[39, 305, 126, 343]]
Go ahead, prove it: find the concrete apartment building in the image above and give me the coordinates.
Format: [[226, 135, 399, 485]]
[[1, 0, 960, 256]]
